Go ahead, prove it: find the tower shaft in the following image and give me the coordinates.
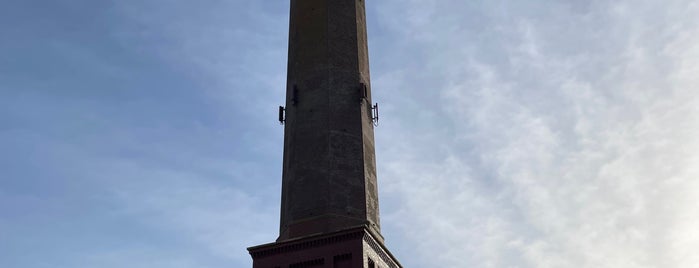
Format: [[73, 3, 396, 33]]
[[248, 1, 401, 267], [279, 0, 379, 241]]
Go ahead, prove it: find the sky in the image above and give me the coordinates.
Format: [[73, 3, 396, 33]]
[[1, 0, 698, 267]]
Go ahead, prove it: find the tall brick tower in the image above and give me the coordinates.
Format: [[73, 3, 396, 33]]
[[247, 1, 402, 268]]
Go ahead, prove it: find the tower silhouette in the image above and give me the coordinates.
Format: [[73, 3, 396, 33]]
[[248, 1, 401, 267]]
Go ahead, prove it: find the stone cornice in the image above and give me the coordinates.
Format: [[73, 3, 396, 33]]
[[362, 231, 402, 268], [248, 226, 402, 268], [248, 226, 365, 259]]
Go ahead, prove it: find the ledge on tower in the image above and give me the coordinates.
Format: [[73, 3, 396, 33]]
[[248, 226, 401, 268]]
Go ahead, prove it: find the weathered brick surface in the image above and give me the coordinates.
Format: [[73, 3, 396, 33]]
[[248, 1, 400, 267], [279, 0, 380, 241]]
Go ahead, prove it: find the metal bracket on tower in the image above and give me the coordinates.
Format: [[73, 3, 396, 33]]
[[371, 103, 379, 126], [359, 83, 368, 102], [279, 106, 286, 125], [292, 85, 299, 106]]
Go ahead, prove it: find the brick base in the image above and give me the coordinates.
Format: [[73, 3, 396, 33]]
[[248, 227, 401, 268]]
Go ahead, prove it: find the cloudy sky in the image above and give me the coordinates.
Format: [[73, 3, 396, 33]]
[[2, 0, 698, 267]]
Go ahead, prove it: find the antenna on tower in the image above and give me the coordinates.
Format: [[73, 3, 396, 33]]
[[279, 106, 286, 125], [359, 83, 368, 102], [371, 103, 379, 126]]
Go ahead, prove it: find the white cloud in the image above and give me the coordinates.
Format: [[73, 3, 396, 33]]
[[373, 0, 699, 267]]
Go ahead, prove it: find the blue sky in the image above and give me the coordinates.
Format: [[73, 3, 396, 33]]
[[2, 1, 699, 267]]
